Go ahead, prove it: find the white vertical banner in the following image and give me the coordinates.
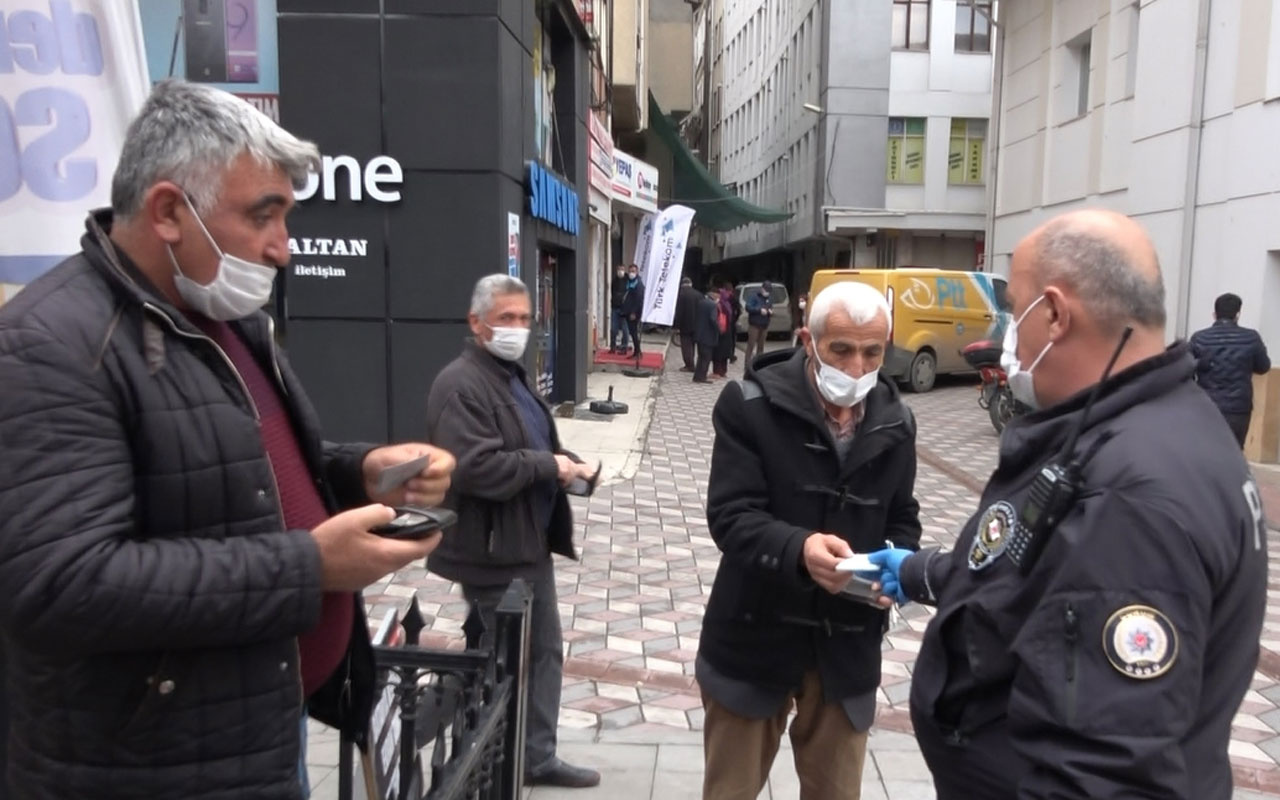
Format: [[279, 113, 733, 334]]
[[632, 212, 656, 277], [0, 0, 151, 287], [640, 204, 695, 327]]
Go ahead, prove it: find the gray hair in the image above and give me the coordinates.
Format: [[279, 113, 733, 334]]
[[111, 80, 320, 219], [470, 274, 529, 317], [1035, 221, 1166, 332], [808, 280, 892, 340]]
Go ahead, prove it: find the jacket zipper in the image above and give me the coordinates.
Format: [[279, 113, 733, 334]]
[[1064, 602, 1080, 725], [143, 305, 304, 717]]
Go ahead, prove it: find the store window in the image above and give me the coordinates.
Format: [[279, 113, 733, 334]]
[[947, 119, 987, 185], [887, 117, 926, 184]]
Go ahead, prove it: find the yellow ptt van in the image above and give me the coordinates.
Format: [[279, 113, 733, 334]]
[[808, 268, 1012, 392]]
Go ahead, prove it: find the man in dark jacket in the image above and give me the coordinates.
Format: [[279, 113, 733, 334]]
[[1190, 292, 1271, 446], [692, 290, 721, 384], [609, 265, 630, 354], [698, 280, 922, 799], [743, 280, 775, 366], [0, 81, 455, 800], [425, 274, 601, 789], [620, 264, 645, 358], [869, 209, 1267, 800], [674, 276, 702, 371]]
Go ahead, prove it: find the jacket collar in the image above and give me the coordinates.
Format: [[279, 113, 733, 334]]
[[462, 338, 528, 385], [748, 346, 912, 438], [82, 209, 275, 349], [998, 342, 1195, 473]]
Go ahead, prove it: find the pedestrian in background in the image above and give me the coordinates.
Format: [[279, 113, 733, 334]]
[[674, 276, 701, 372], [621, 264, 645, 359], [0, 80, 456, 800], [743, 279, 774, 366], [869, 209, 1267, 799], [698, 280, 921, 799], [1190, 292, 1271, 447], [693, 288, 721, 384], [712, 282, 735, 377], [425, 274, 601, 789], [610, 265, 630, 354]]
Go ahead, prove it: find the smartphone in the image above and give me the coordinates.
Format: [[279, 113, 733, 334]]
[[184, 0, 228, 83], [371, 507, 457, 541], [224, 0, 259, 83], [565, 463, 602, 497]]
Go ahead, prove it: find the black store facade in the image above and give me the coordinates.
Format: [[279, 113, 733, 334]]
[[275, 0, 592, 443]]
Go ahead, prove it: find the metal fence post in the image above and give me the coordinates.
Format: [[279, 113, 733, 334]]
[[494, 579, 532, 800]]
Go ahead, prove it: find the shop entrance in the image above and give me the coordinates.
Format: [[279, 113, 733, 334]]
[[533, 249, 557, 398]]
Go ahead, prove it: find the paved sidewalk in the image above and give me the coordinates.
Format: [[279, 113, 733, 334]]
[[307, 341, 1280, 799]]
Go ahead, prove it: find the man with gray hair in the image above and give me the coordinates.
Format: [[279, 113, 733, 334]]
[[868, 209, 1267, 799], [425, 274, 600, 788], [698, 280, 922, 799], [0, 80, 457, 799]]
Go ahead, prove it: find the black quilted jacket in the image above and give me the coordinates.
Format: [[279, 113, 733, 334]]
[[1189, 320, 1271, 414], [0, 212, 377, 800]]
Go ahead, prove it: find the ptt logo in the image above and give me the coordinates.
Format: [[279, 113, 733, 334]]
[[899, 278, 934, 310]]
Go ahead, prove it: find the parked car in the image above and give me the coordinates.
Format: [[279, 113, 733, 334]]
[[735, 282, 792, 339]]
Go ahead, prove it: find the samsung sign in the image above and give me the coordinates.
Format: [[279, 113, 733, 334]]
[[526, 161, 579, 236]]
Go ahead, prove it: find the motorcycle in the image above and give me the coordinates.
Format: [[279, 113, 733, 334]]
[[961, 339, 1029, 434]]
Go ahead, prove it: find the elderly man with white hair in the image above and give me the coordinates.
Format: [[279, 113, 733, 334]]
[[697, 280, 922, 799]]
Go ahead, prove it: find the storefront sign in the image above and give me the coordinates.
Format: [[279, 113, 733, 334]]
[[526, 161, 580, 236], [611, 151, 658, 215], [507, 212, 520, 277], [588, 111, 613, 197], [288, 235, 370, 280], [295, 155, 403, 203], [0, 0, 150, 286]]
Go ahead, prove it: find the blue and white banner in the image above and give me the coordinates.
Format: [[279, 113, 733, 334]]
[[640, 204, 694, 327], [0, 0, 150, 287]]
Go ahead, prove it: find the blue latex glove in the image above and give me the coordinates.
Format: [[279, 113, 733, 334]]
[[866, 547, 912, 605]]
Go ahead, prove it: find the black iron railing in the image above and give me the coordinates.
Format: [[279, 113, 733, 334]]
[[339, 579, 531, 800]]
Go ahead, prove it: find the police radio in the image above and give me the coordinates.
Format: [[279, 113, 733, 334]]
[[1005, 327, 1133, 574]]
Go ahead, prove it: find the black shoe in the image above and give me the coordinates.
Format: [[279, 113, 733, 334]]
[[693, 378, 712, 384], [679, 366, 695, 373], [525, 758, 601, 788]]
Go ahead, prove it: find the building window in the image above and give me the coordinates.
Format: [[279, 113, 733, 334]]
[[892, 0, 930, 50], [887, 117, 926, 184], [955, 0, 992, 53], [1125, 3, 1139, 98], [948, 119, 987, 185], [1070, 33, 1092, 117]]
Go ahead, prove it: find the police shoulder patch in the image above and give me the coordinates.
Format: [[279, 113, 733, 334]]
[[968, 500, 1014, 572], [1103, 605, 1178, 680]]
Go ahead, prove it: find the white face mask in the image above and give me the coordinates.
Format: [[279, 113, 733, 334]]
[[169, 194, 278, 321], [811, 345, 879, 408], [1001, 294, 1052, 409], [483, 325, 530, 361]]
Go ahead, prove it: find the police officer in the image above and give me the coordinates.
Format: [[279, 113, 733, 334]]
[[868, 209, 1268, 799]]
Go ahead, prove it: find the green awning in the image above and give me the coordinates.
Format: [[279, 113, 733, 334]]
[[648, 92, 792, 232]]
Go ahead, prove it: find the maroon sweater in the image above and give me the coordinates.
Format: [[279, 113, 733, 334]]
[[193, 317, 351, 696]]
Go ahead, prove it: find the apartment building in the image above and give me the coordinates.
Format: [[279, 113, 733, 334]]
[[695, 0, 994, 292]]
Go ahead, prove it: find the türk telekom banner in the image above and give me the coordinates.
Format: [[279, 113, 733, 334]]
[[0, 0, 150, 287], [639, 204, 695, 327]]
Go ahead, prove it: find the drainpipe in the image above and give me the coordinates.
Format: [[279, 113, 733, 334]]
[[984, 3, 1005, 274], [1174, 0, 1213, 340]]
